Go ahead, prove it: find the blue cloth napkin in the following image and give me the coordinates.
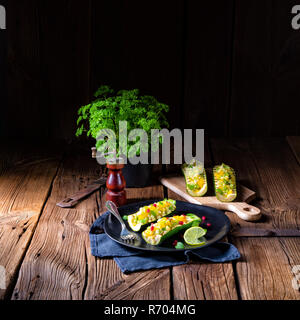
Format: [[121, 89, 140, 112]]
[[90, 213, 241, 274]]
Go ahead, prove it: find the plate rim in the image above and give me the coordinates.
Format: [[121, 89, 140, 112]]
[[104, 199, 231, 253]]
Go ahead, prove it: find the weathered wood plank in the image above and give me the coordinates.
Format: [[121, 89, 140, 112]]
[[249, 138, 300, 208], [249, 138, 300, 232], [0, 139, 64, 175], [94, 268, 170, 300], [12, 154, 103, 300], [168, 137, 238, 299], [210, 138, 300, 236], [12, 152, 170, 300], [287, 136, 300, 166], [230, 1, 300, 137], [234, 237, 300, 300], [0, 156, 61, 300], [5, 0, 43, 138], [183, 0, 234, 135], [173, 263, 238, 300], [38, 0, 92, 140], [169, 190, 238, 300], [91, 0, 185, 130]]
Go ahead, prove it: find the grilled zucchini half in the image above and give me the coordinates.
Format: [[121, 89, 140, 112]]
[[128, 199, 176, 232], [213, 164, 237, 202], [142, 214, 201, 246], [182, 160, 208, 197]]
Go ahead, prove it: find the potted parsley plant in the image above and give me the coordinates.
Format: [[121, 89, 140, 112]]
[[76, 85, 170, 187]]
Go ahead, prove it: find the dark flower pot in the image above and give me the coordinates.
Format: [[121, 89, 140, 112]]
[[122, 163, 153, 188]]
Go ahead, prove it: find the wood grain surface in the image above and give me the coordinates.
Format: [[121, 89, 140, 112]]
[[0, 138, 299, 300], [233, 237, 300, 300], [169, 190, 238, 300], [287, 136, 300, 166], [12, 151, 169, 300], [173, 263, 238, 300], [0, 144, 61, 299], [92, 0, 185, 130], [3, 2, 299, 141], [12, 154, 103, 300], [210, 138, 300, 236], [229, 0, 300, 137], [182, 0, 234, 135]]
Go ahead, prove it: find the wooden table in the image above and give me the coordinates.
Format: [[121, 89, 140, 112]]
[[0, 138, 300, 300]]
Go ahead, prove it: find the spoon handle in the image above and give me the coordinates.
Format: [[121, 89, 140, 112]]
[[106, 201, 125, 226]]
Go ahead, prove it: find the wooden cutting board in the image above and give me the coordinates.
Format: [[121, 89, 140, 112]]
[[160, 175, 261, 222]]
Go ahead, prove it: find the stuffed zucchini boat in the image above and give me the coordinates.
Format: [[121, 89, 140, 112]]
[[128, 199, 176, 232], [182, 159, 208, 197], [213, 164, 237, 202], [142, 214, 201, 246]]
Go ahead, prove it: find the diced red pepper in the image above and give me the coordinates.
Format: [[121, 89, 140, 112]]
[[179, 221, 184, 225], [147, 208, 151, 213], [202, 216, 206, 221], [207, 223, 212, 228], [150, 224, 154, 231], [153, 204, 157, 208], [173, 240, 178, 246]]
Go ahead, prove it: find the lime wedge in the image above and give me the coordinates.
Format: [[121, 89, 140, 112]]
[[184, 227, 207, 246]]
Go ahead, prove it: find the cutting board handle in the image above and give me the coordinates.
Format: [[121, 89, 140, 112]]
[[227, 202, 261, 222], [159, 175, 262, 222]]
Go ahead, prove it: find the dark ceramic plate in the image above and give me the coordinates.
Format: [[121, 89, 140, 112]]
[[104, 200, 231, 252]]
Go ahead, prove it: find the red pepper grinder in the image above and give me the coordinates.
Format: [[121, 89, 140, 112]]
[[106, 158, 127, 207]]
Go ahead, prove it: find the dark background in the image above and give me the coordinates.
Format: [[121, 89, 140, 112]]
[[0, 0, 300, 141]]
